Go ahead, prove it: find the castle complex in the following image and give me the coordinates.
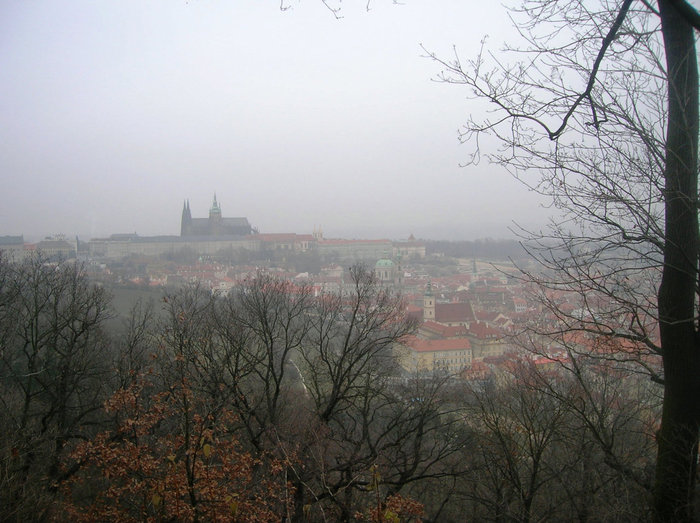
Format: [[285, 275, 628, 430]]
[[180, 195, 253, 237], [76, 195, 426, 262]]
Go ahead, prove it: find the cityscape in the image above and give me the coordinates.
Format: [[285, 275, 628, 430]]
[[1, 193, 547, 378], [0, 191, 663, 520], [1, 1, 697, 521]]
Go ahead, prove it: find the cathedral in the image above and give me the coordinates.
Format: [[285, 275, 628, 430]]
[[180, 195, 254, 237]]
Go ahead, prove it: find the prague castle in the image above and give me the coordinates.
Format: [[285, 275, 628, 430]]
[[181, 195, 253, 237], [83, 195, 424, 262]]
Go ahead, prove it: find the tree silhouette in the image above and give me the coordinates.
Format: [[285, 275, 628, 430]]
[[425, 1, 699, 519]]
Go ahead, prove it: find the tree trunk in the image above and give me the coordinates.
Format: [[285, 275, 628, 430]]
[[654, 1, 700, 521], [292, 476, 305, 522]]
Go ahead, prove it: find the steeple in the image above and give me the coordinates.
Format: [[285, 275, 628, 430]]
[[423, 281, 435, 321], [181, 199, 192, 236], [209, 193, 222, 220]]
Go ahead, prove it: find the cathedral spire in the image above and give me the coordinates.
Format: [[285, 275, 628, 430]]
[[181, 198, 192, 236], [209, 193, 222, 223], [210, 193, 221, 214]]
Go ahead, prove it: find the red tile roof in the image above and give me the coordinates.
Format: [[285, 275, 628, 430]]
[[467, 322, 501, 339], [420, 321, 468, 338], [435, 302, 475, 323], [404, 336, 471, 352]]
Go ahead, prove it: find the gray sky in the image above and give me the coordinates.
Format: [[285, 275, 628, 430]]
[[0, 1, 551, 241]]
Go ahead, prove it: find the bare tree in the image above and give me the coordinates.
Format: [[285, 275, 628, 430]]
[[467, 376, 567, 522], [425, 0, 699, 518], [290, 266, 475, 520], [457, 358, 655, 522], [0, 255, 112, 521], [211, 273, 314, 452], [300, 265, 416, 423], [149, 269, 432, 520], [112, 298, 156, 389]]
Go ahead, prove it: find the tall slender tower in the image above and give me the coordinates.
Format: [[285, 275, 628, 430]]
[[208, 193, 222, 234], [209, 194, 221, 219], [180, 199, 192, 236], [423, 281, 435, 321]]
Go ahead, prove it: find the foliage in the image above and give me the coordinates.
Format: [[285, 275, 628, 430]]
[[0, 253, 674, 520], [62, 379, 289, 522], [354, 493, 424, 523]]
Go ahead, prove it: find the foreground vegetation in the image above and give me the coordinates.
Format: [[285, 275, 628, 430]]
[[0, 255, 668, 521]]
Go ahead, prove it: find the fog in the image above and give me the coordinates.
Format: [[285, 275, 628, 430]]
[[0, 1, 551, 241]]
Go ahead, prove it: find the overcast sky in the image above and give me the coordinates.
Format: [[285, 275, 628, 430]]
[[0, 1, 552, 241]]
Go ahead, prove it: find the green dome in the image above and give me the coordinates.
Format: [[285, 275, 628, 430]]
[[375, 259, 394, 268]]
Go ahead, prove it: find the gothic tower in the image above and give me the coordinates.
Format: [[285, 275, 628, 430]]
[[208, 193, 222, 235], [180, 199, 192, 236], [209, 193, 221, 219], [423, 281, 435, 321]]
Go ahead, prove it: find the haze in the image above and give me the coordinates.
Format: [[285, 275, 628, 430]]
[[0, 1, 551, 241]]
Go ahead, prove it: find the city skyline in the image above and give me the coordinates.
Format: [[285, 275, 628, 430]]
[[1, 2, 552, 241]]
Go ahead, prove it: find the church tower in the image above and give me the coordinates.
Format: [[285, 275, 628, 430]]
[[208, 193, 222, 234], [395, 253, 404, 288], [180, 199, 192, 236], [423, 281, 435, 321], [209, 193, 221, 219]]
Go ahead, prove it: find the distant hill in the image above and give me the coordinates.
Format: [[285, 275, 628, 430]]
[[423, 239, 527, 260]]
